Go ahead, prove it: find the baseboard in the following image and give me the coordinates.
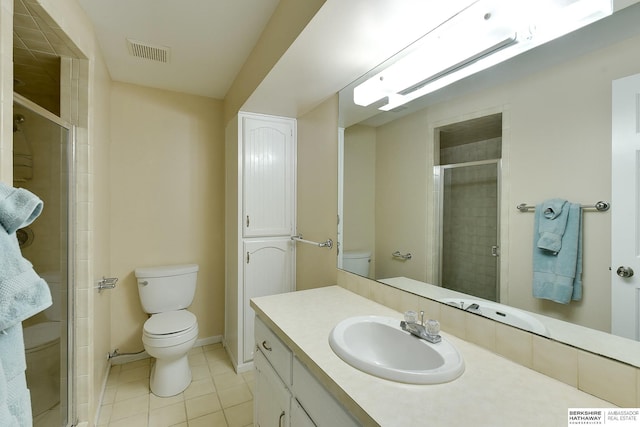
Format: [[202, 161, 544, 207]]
[[195, 334, 222, 347]]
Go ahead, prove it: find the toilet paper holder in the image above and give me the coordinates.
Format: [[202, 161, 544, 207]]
[[97, 277, 118, 293]]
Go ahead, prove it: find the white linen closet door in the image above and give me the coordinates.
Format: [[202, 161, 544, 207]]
[[243, 239, 293, 362], [612, 72, 640, 340], [242, 115, 294, 237]]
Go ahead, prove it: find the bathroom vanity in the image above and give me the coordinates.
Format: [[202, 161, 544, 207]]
[[251, 286, 613, 426]]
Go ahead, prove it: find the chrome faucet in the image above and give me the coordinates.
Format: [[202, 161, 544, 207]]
[[464, 303, 480, 312], [400, 310, 441, 344]]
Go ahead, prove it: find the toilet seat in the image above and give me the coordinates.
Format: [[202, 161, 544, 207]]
[[143, 310, 198, 348]]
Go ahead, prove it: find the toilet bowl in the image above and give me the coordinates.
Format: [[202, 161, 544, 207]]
[[135, 264, 199, 397], [142, 310, 198, 396]]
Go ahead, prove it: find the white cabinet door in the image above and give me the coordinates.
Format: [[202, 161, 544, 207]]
[[255, 349, 291, 427], [244, 239, 294, 362], [291, 399, 316, 427], [242, 114, 295, 237], [292, 358, 359, 427]]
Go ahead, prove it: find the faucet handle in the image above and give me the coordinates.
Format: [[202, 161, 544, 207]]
[[426, 319, 440, 336], [404, 310, 418, 323]]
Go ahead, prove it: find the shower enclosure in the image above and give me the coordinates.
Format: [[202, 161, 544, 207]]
[[13, 94, 74, 427], [435, 113, 502, 302]]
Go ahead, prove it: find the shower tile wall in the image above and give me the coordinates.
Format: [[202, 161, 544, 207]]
[[441, 137, 501, 301]]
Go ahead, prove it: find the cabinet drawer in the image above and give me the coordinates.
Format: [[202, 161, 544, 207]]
[[255, 316, 292, 385], [292, 357, 359, 427]]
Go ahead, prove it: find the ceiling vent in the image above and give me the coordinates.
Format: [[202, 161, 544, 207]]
[[126, 39, 171, 63]]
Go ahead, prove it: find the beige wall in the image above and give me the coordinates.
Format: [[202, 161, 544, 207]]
[[223, 0, 326, 124], [375, 112, 431, 281], [109, 82, 225, 351], [344, 31, 640, 333], [296, 95, 339, 290], [343, 125, 376, 277]]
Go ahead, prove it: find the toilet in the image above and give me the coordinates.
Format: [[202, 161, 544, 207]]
[[343, 251, 371, 277], [135, 264, 199, 397]]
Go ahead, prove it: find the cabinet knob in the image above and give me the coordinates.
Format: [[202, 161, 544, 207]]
[[261, 340, 272, 352]]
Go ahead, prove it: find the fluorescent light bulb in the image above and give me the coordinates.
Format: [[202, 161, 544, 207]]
[[353, 0, 519, 107], [353, 0, 613, 111]]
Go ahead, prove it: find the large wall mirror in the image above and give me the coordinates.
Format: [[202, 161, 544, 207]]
[[338, 1, 640, 367]]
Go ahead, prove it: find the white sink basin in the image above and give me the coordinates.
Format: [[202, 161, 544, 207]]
[[328, 315, 464, 384]]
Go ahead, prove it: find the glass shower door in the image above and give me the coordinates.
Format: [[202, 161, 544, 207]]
[[14, 96, 73, 427], [439, 160, 500, 301]]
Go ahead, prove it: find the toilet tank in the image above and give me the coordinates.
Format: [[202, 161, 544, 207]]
[[342, 251, 371, 277], [135, 264, 199, 314]]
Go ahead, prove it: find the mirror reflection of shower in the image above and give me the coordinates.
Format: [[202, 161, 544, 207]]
[[436, 113, 502, 302], [13, 98, 72, 427]]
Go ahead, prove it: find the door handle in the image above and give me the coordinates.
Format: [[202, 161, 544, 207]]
[[617, 266, 634, 278]]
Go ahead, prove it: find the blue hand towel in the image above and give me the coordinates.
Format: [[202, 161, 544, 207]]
[[536, 198, 569, 254], [0, 183, 42, 234], [533, 202, 583, 304]]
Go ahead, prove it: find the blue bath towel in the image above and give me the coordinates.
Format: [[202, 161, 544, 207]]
[[0, 182, 50, 426], [533, 201, 583, 303], [0, 362, 19, 427], [0, 186, 51, 331], [536, 198, 568, 254]]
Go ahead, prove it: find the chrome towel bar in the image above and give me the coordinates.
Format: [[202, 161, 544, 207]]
[[516, 200, 610, 212], [291, 234, 333, 250]]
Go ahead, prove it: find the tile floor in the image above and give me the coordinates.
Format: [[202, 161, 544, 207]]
[[97, 343, 254, 427]]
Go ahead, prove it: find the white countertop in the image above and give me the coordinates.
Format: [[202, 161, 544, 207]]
[[380, 276, 640, 368], [251, 286, 613, 427]]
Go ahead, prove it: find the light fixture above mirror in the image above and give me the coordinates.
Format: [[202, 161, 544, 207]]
[[353, 0, 612, 111]]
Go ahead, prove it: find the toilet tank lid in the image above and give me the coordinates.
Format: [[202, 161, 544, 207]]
[[343, 251, 371, 259], [135, 264, 198, 278]]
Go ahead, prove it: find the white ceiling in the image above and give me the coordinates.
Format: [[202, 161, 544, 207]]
[[76, 0, 280, 99], [243, 0, 477, 118], [75, 0, 478, 111]]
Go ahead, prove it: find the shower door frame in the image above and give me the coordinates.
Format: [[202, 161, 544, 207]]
[[13, 92, 76, 427], [434, 159, 502, 301]]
